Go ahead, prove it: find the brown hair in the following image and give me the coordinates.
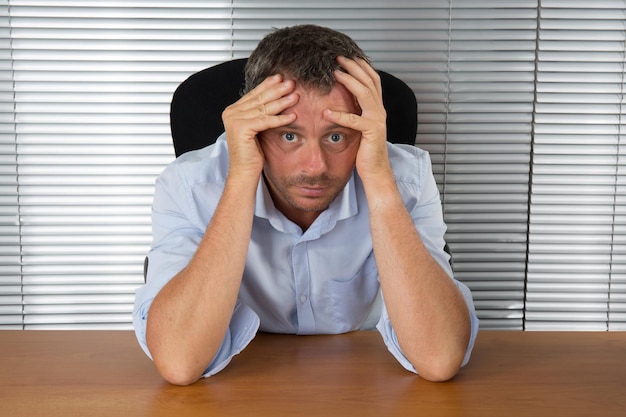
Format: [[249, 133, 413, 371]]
[[243, 24, 369, 94]]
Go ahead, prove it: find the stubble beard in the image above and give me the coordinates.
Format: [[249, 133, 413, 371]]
[[273, 173, 345, 213]]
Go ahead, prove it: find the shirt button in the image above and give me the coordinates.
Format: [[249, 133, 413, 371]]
[[299, 295, 307, 303]]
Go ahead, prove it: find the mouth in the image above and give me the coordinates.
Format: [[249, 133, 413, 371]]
[[297, 186, 328, 197]]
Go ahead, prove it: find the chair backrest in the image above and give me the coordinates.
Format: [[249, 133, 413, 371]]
[[170, 58, 417, 157]]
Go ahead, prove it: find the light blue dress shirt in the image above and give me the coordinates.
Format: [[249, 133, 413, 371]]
[[133, 134, 479, 377]]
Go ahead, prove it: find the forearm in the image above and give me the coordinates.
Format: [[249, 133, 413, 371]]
[[146, 175, 257, 385], [365, 175, 470, 381], [326, 55, 470, 379]]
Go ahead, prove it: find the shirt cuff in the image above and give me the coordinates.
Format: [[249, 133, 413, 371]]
[[376, 282, 480, 374], [201, 301, 261, 377], [132, 297, 260, 378]]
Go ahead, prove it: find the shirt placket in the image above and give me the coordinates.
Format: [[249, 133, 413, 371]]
[[291, 240, 315, 334]]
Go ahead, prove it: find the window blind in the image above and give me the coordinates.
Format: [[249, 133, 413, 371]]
[[612, 137, 626, 330], [608, 2, 626, 332], [1, 0, 625, 331], [445, 1, 537, 330], [9, 0, 232, 329], [528, 0, 625, 330], [0, 0, 20, 329]]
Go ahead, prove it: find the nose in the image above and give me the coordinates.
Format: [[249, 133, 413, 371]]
[[300, 140, 328, 175]]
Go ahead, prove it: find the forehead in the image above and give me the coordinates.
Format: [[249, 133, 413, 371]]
[[283, 82, 359, 116]]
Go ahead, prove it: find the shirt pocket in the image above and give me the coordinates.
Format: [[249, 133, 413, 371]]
[[327, 255, 380, 333]]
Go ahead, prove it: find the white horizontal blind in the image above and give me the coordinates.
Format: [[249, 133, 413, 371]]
[[2, 0, 625, 331], [445, 1, 537, 329], [10, 0, 232, 329], [0, 0, 20, 329], [528, 0, 625, 330], [612, 127, 626, 329], [607, 0, 626, 333], [613, 130, 626, 329]]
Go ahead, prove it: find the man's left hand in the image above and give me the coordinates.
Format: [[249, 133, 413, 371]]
[[324, 56, 391, 183]]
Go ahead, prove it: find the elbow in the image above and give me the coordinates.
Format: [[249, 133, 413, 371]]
[[407, 347, 466, 382], [412, 317, 472, 382], [145, 321, 211, 385], [416, 358, 462, 382], [148, 340, 207, 386], [154, 358, 204, 386]]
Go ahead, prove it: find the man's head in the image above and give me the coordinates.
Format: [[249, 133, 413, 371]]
[[245, 25, 372, 231], [244, 25, 369, 95]]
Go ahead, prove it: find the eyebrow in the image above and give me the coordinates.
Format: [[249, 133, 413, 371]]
[[279, 122, 352, 133]]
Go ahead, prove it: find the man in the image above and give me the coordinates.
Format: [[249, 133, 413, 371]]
[[133, 24, 479, 386]]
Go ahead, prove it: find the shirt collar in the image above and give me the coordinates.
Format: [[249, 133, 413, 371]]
[[254, 171, 359, 235]]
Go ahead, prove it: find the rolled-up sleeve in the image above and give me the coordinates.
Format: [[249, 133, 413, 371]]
[[133, 290, 260, 377], [376, 282, 479, 374], [132, 160, 261, 377], [376, 145, 479, 373]]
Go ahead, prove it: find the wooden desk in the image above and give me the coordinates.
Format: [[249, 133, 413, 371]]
[[0, 330, 624, 417]]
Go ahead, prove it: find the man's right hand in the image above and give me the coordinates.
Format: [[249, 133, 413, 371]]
[[221, 74, 298, 181], [147, 75, 298, 386]]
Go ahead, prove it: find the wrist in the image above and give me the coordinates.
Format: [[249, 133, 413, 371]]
[[361, 171, 404, 214], [225, 169, 261, 199]]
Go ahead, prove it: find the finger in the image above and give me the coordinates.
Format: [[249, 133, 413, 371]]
[[257, 108, 297, 131], [230, 92, 298, 125], [237, 75, 296, 112], [336, 56, 382, 99], [334, 69, 381, 115], [324, 108, 373, 134], [225, 102, 297, 135], [223, 78, 298, 131], [228, 83, 298, 132], [354, 58, 383, 98], [259, 92, 299, 119]]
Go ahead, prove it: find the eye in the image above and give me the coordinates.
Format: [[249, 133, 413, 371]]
[[328, 133, 344, 143], [281, 132, 298, 143]]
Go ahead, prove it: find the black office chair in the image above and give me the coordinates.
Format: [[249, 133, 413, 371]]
[[169, 58, 417, 157]]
